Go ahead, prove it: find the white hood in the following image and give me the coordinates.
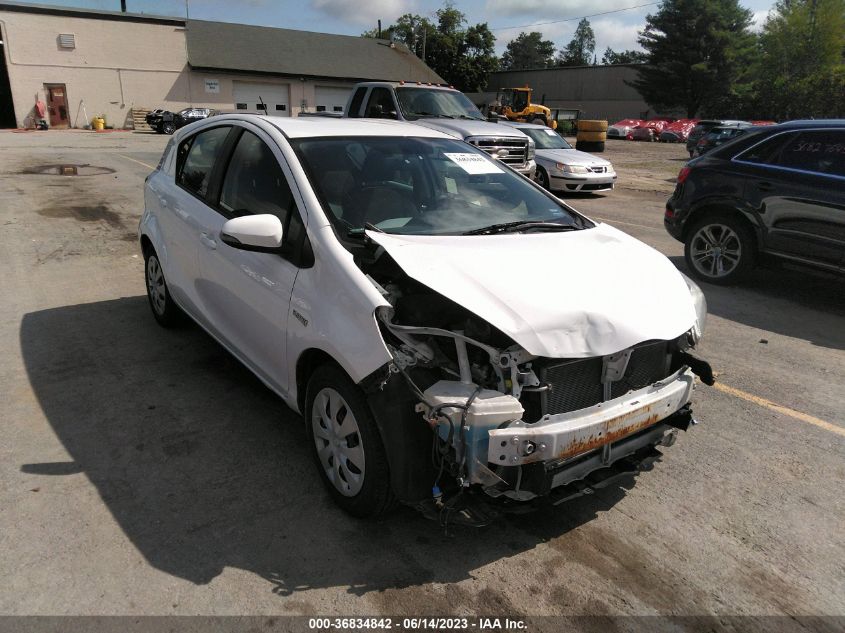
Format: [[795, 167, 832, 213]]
[[537, 148, 611, 167], [367, 223, 697, 358]]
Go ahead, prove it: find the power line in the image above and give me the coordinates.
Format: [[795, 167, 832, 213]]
[[491, 2, 659, 31]]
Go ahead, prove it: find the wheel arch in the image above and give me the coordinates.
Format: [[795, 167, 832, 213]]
[[683, 202, 762, 249]]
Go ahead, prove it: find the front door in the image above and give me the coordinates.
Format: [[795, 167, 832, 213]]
[[44, 84, 69, 128], [193, 124, 304, 395]]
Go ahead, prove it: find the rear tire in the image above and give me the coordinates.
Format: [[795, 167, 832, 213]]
[[684, 213, 756, 285], [306, 365, 395, 518], [144, 248, 184, 327]]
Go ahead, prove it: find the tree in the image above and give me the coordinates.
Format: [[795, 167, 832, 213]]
[[630, 0, 757, 118], [363, 3, 499, 92], [556, 19, 595, 66], [751, 0, 845, 119], [601, 47, 648, 64], [500, 32, 556, 70]]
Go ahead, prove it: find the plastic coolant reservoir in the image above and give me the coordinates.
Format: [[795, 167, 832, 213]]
[[423, 381, 524, 483]]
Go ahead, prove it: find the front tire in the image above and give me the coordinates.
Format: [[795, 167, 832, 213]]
[[144, 248, 184, 326], [306, 365, 395, 518], [684, 213, 756, 285], [162, 122, 176, 135], [535, 166, 551, 191]]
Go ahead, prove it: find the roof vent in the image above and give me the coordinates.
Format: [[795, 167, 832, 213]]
[[58, 33, 75, 49]]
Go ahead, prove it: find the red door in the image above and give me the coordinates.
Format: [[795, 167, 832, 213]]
[[45, 84, 69, 128]]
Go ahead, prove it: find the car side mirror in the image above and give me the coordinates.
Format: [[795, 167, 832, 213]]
[[220, 214, 284, 252]]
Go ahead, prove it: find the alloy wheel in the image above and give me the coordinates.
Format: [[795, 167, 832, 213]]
[[689, 223, 742, 278], [311, 387, 365, 497]]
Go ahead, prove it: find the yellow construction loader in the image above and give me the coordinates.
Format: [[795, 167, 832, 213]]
[[491, 87, 557, 129]]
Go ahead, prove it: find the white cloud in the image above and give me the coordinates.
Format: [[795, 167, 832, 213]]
[[493, 12, 647, 57], [750, 9, 771, 31], [310, 0, 414, 27]]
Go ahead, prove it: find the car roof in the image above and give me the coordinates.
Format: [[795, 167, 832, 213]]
[[200, 114, 456, 140], [771, 119, 845, 129]]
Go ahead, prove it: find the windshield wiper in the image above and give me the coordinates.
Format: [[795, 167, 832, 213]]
[[462, 221, 580, 236], [346, 222, 384, 238], [413, 112, 455, 119]]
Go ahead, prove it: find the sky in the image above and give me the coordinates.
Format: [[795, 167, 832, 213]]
[[38, 0, 778, 58]]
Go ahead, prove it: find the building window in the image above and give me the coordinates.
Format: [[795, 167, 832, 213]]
[[256, 103, 267, 111], [333, 106, 343, 112], [275, 104, 286, 111], [236, 103, 247, 110], [316, 105, 326, 112]]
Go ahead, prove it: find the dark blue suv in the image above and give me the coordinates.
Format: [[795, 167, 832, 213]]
[[665, 120, 845, 284]]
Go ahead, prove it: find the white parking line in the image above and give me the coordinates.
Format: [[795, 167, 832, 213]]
[[592, 216, 664, 231], [118, 154, 156, 170]]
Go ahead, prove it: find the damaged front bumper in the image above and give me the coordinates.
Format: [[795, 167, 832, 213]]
[[488, 366, 695, 467]]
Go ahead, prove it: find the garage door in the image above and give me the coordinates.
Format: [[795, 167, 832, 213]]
[[315, 86, 351, 114], [233, 81, 290, 116]]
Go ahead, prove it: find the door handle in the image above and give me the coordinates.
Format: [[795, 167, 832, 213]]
[[757, 181, 773, 192], [200, 232, 217, 250], [159, 197, 168, 208]]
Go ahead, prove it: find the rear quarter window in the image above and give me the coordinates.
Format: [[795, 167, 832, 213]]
[[775, 130, 845, 177]]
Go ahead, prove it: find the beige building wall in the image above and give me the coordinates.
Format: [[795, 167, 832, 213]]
[[0, 10, 359, 128]]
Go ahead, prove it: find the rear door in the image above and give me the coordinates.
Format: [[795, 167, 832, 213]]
[[158, 125, 233, 314], [192, 123, 309, 395], [736, 129, 845, 269]]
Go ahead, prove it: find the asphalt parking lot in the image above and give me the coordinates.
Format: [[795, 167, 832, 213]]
[[1, 130, 843, 625]]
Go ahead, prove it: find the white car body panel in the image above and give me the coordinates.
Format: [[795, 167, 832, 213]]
[[365, 223, 697, 358]]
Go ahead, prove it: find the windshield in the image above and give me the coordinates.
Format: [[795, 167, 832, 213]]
[[522, 128, 572, 150], [395, 88, 485, 121], [292, 137, 587, 236]]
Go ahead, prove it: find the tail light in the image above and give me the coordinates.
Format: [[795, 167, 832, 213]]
[[677, 166, 692, 184]]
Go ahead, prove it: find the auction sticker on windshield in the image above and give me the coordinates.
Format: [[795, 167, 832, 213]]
[[443, 153, 503, 175]]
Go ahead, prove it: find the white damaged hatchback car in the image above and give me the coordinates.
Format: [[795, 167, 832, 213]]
[[140, 114, 713, 522]]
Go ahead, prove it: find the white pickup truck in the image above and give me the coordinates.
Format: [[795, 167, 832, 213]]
[[342, 82, 537, 179]]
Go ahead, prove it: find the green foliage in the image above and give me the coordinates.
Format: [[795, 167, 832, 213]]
[[557, 19, 596, 66], [630, 0, 756, 118], [601, 48, 648, 64], [501, 32, 556, 70], [751, 0, 845, 119], [362, 3, 498, 92]]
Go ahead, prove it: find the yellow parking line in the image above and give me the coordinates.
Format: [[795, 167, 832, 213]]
[[118, 154, 156, 170], [714, 382, 844, 437], [592, 216, 663, 231]]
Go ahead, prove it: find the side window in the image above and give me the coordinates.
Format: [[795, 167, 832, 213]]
[[737, 133, 795, 165], [176, 126, 231, 199], [774, 131, 845, 177], [364, 88, 397, 119], [220, 131, 293, 220], [347, 88, 366, 118], [219, 131, 307, 259]]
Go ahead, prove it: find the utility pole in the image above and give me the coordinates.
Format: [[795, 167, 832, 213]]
[[120, 0, 126, 11]]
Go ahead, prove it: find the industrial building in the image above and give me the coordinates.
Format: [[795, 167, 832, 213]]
[[0, 1, 443, 129], [468, 65, 656, 122]]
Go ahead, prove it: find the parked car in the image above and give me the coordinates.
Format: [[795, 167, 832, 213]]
[[665, 120, 845, 285], [507, 122, 616, 193], [343, 82, 536, 179], [693, 124, 754, 157], [146, 107, 213, 134], [607, 118, 644, 139], [685, 120, 748, 157], [140, 114, 712, 520], [632, 120, 669, 141], [659, 119, 699, 143]]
